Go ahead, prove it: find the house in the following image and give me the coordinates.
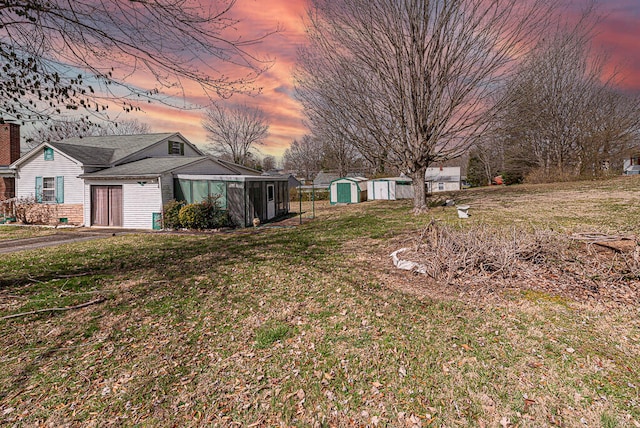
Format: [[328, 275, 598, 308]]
[[9, 131, 288, 229], [329, 177, 368, 204], [425, 166, 462, 193], [624, 155, 640, 175], [367, 176, 413, 200], [314, 171, 340, 188]]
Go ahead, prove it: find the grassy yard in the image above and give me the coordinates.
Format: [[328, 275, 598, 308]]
[[0, 225, 59, 241], [1, 177, 639, 427]]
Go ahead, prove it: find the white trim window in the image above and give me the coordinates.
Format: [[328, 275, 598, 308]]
[[42, 177, 56, 202]]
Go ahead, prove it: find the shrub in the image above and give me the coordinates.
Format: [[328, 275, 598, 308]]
[[178, 203, 207, 230], [162, 200, 185, 229], [200, 195, 231, 228], [173, 196, 231, 230]]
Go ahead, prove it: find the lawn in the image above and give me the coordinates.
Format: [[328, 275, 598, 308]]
[[0, 225, 59, 241], [1, 177, 639, 427]]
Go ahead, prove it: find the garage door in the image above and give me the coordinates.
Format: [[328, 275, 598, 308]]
[[91, 185, 122, 227]]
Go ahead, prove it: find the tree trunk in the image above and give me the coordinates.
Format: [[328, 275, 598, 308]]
[[411, 166, 427, 209]]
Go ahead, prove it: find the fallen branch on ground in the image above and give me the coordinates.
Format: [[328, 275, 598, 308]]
[[0, 297, 107, 320]]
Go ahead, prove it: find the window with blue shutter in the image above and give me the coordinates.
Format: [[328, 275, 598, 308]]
[[35, 176, 63, 203]]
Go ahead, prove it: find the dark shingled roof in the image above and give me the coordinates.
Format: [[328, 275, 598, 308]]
[[81, 157, 209, 178], [49, 142, 115, 166], [50, 133, 177, 165]]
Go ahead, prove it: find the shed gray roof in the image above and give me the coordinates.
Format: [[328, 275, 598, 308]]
[[81, 157, 209, 178], [50, 133, 179, 165]]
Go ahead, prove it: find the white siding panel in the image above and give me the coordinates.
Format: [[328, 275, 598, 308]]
[[122, 181, 162, 229], [15, 149, 84, 203], [84, 179, 162, 229]]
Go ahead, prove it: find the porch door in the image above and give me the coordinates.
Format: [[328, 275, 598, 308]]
[[266, 184, 275, 219], [91, 185, 123, 227]]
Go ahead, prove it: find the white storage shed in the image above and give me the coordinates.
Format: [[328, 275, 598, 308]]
[[329, 177, 368, 204], [367, 177, 413, 200]]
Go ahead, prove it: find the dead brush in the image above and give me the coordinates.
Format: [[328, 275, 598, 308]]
[[412, 221, 566, 282], [405, 221, 640, 302]]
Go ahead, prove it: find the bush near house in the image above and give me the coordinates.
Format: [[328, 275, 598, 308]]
[[13, 196, 58, 225], [162, 200, 185, 230], [164, 196, 230, 230]]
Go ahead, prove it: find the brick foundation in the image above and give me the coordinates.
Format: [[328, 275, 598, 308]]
[[53, 204, 84, 225], [18, 203, 84, 226]]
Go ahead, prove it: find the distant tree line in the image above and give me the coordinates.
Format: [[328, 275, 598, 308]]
[[292, 0, 640, 201]]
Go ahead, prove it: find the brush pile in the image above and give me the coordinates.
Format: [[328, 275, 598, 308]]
[[395, 221, 640, 304]]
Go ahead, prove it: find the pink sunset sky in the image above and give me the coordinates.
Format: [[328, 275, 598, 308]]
[[121, 0, 640, 159]]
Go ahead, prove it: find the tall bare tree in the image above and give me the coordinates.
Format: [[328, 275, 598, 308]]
[[203, 103, 269, 166], [296, 0, 554, 208], [494, 11, 640, 181], [0, 0, 275, 125]]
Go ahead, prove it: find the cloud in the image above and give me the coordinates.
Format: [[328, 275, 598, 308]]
[[112, 0, 640, 159]]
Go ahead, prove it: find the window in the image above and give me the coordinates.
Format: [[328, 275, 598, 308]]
[[35, 176, 64, 203], [42, 177, 56, 202], [168, 141, 184, 155], [438, 182, 444, 191], [44, 147, 54, 161], [267, 184, 274, 201]]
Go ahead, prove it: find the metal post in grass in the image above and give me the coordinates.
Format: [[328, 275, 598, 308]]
[[312, 184, 315, 219], [299, 184, 302, 225]]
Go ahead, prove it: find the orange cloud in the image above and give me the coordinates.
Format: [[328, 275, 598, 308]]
[[118, 0, 310, 158], [115, 0, 640, 160]]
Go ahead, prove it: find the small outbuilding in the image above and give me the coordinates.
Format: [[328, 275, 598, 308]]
[[367, 177, 413, 201], [329, 177, 368, 204]]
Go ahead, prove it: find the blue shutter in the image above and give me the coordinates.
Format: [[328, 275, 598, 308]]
[[35, 176, 43, 202], [55, 176, 64, 203]]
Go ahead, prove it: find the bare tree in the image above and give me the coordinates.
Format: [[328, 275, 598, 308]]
[[494, 10, 640, 181], [0, 0, 275, 125], [321, 134, 363, 178], [261, 155, 276, 172], [25, 118, 151, 149], [296, 0, 554, 208], [283, 135, 325, 181], [203, 103, 269, 166]]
